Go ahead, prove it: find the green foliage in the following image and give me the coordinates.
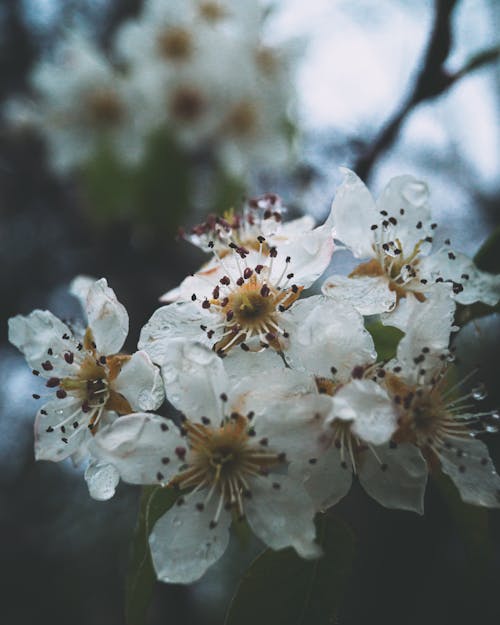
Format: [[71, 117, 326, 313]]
[[125, 486, 178, 625], [224, 514, 356, 625], [366, 321, 403, 361]]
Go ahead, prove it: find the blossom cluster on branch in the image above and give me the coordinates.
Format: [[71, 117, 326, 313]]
[[9, 170, 500, 584]]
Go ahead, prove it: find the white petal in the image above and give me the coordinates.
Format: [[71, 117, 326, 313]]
[[165, 262, 227, 303], [376, 175, 432, 252], [329, 380, 397, 446], [85, 278, 129, 355], [395, 284, 456, 382], [278, 222, 334, 289], [69, 274, 97, 309], [159, 340, 228, 422], [284, 295, 376, 379], [244, 392, 332, 465], [89, 413, 186, 485], [84, 460, 120, 501], [231, 367, 318, 413], [223, 348, 285, 387], [330, 168, 378, 259], [358, 443, 428, 514], [34, 397, 88, 461], [245, 475, 321, 559], [8, 310, 77, 377], [291, 445, 352, 512], [420, 249, 500, 307], [439, 437, 500, 508], [150, 492, 231, 584], [322, 274, 396, 316], [113, 350, 164, 411], [138, 303, 209, 364]]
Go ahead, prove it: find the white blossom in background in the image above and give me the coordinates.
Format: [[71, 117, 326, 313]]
[[8, 31, 152, 174], [8, 277, 164, 500], [322, 169, 500, 329], [91, 340, 327, 583], [380, 285, 500, 507], [114, 0, 296, 174]]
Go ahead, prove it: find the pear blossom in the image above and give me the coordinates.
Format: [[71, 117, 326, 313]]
[[322, 169, 500, 328], [91, 340, 327, 583], [380, 285, 500, 507], [8, 277, 164, 500], [140, 208, 341, 364], [161, 194, 316, 302], [266, 304, 428, 514], [16, 31, 152, 174]]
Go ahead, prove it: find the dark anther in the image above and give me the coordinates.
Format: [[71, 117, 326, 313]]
[[191, 293, 197, 301], [161, 423, 169, 431], [56, 389, 67, 399], [157, 472, 164, 481], [42, 360, 53, 371], [202, 300, 211, 309], [243, 267, 253, 279], [201, 417, 211, 425]]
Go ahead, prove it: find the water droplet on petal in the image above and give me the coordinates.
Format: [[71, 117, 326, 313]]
[[472, 384, 487, 401]]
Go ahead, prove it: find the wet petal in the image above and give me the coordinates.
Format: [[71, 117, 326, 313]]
[[34, 397, 88, 461], [113, 350, 164, 411], [85, 278, 129, 355], [159, 340, 228, 423], [292, 445, 352, 512], [376, 175, 432, 253], [284, 295, 376, 379], [329, 380, 397, 446], [150, 491, 231, 584], [84, 459, 120, 501], [439, 437, 500, 508], [90, 413, 185, 485], [330, 168, 378, 259], [245, 475, 321, 558], [358, 443, 428, 514], [8, 310, 77, 377], [420, 249, 500, 307], [138, 303, 208, 364], [322, 274, 396, 316], [395, 284, 456, 383]]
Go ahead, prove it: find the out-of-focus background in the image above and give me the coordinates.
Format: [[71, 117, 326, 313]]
[[1, 1, 499, 624]]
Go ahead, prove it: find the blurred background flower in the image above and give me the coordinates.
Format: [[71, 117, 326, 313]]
[[0, 1, 499, 624]]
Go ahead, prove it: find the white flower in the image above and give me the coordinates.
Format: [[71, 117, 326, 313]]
[[381, 287, 500, 507], [141, 205, 337, 363], [289, 362, 427, 515], [91, 340, 327, 583], [322, 169, 500, 328], [8, 277, 164, 500], [23, 31, 151, 174], [161, 194, 316, 302]]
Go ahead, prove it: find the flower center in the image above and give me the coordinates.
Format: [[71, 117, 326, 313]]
[[39, 328, 131, 435], [225, 101, 258, 137], [199, 1, 227, 21], [169, 86, 206, 122], [157, 27, 192, 61], [86, 88, 124, 127], [199, 252, 302, 353], [171, 416, 284, 522]]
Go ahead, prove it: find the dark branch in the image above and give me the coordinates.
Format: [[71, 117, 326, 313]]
[[353, 0, 462, 181]]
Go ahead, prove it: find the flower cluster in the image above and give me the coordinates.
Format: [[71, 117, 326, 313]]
[[9, 170, 500, 584], [4, 0, 296, 177]]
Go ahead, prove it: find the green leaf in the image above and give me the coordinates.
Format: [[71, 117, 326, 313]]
[[224, 514, 356, 625], [432, 471, 492, 581], [366, 321, 403, 361], [125, 486, 178, 625], [474, 225, 500, 273]]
